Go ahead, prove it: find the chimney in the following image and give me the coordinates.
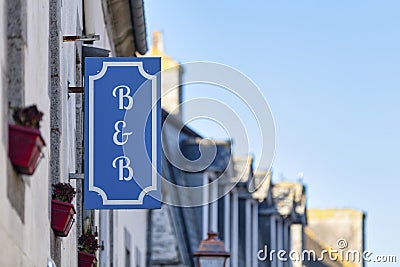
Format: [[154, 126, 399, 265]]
[[149, 31, 183, 119], [152, 31, 164, 52]]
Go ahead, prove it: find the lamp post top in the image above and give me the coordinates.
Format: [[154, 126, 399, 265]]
[[194, 232, 231, 257]]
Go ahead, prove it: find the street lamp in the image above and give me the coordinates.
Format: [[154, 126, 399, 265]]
[[194, 232, 231, 267]]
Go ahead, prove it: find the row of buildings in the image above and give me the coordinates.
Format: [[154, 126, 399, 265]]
[[0, 0, 365, 266]]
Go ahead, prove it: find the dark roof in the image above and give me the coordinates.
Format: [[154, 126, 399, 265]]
[[162, 109, 202, 138], [180, 138, 231, 173]]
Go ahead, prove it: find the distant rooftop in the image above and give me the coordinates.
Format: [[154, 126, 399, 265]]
[[142, 31, 180, 71]]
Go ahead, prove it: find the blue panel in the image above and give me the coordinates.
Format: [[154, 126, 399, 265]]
[[84, 57, 161, 209]]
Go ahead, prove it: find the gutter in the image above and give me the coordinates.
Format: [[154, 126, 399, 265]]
[[103, 0, 148, 56], [129, 0, 148, 55]]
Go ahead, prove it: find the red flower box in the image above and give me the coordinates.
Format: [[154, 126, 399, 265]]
[[78, 251, 97, 267], [8, 124, 45, 175], [51, 199, 76, 237]]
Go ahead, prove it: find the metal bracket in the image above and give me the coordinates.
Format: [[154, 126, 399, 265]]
[[63, 34, 100, 42], [68, 86, 84, 93], [69, 173, 84, 180]]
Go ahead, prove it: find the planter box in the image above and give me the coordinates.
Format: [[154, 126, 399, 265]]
[[78, 251, 96, 267], [51, 200, 76, 237], [8, 124, 46, 175]]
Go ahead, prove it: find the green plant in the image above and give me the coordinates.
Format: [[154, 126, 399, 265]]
[[52, 183, 76, 203], [12, 105, 44, 129], [78, 232, 100, 254]]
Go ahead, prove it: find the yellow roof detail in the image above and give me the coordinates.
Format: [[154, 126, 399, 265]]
[[140, 31, 180, 71], [307, 208, 364, 220], [305, 227, 358, 267]]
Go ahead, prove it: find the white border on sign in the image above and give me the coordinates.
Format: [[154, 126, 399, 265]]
[[88, 61, 158, 205]]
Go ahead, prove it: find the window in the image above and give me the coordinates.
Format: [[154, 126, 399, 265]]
[[125, 248, 131, 267], [124, 228, 132, 267], [135, 247, 141, 267]]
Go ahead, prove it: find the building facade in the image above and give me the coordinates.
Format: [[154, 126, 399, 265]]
[[1, 0, 149, 266], [305, 209, 366, 267], [0, 1, 365, 267]]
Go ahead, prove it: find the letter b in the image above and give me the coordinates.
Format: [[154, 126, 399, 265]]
[[112, 85, 133, 110], [112, 156, 134, 181]]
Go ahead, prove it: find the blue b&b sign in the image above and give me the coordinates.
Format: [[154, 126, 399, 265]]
[[84, 57, 161, 209]]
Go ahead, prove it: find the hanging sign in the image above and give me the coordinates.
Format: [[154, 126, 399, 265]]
[[84, 57, 161, 209]]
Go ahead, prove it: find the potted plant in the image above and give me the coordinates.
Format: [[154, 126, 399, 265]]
[[51, 183, 76, 237], [8, 105, 46, 175], [78, 232, 100, 267]]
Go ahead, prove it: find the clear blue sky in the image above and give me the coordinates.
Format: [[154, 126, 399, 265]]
[[144, 0, 400, 264]]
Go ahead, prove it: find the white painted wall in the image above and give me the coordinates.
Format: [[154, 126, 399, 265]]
[[0, 3, 5, 228], [0, 0, 51, 266], [290, 224, 303, 267], [114, 210, 148, 267], [162, 68, 181, 117], [84, 0, 113, 51]]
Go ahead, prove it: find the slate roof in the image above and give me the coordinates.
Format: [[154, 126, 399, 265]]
[[149, 109, 226, 267], [180, 138, 231, 174]]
